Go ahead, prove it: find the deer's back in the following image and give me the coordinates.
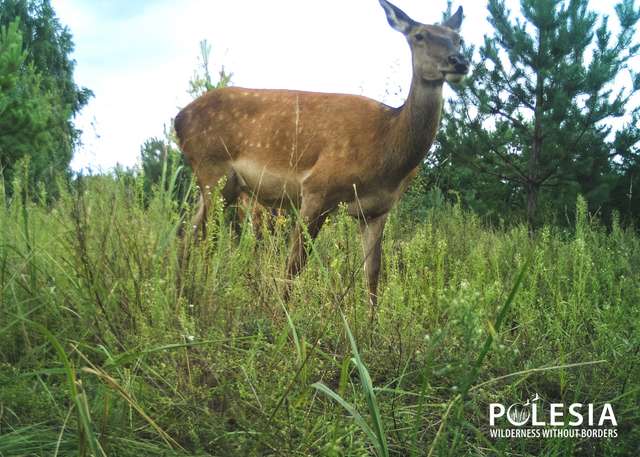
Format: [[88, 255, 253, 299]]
[[175, 87, 396, 171]]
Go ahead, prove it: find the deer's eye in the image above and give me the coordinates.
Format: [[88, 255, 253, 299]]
[[414, 33, 424, 41]]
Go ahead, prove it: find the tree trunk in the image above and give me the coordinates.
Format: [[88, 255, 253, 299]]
[[526, 121, 544, 230], [527, 129, 542, 229], [528, 30, 545, 231], [526, 180, 539, 231]]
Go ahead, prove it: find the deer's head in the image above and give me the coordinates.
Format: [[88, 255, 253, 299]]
[[379, 0, 468, 84]]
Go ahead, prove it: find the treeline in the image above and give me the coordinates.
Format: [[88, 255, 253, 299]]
[[0, 0, 91, 196], [1, 0, 639, 227]]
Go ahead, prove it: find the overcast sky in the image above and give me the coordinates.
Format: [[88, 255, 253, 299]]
[[49, 0, 630, 171]]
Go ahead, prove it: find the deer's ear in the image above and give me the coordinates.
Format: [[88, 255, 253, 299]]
[[442, 6, 463, 31], [379, 0, 416, 34]]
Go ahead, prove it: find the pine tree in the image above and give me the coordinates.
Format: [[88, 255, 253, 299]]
[[187, 40, 232, 98], [0, 0, 92, 194], [0, 18, 60, 193], [0, 0, 92, 122], [437, 0, 640, 226]]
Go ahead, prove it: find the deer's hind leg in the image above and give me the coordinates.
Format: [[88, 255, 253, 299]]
[[284, 197, 328, 300], [191, 163, 240, 241]]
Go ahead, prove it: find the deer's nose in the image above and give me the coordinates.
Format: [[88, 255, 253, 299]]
[[448, 54, 469, 73]]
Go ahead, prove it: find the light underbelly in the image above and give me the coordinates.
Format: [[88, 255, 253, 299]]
[[232, 158, 303, 208]]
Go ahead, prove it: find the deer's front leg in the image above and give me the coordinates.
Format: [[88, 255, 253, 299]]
[[359, 213, 388, 311]]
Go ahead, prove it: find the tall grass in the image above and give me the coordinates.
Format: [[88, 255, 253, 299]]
[[1, 169, 639, 456], [313, 314, 390, 457]]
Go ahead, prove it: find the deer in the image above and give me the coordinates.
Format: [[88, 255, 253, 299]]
[[235, 191, 283, 238], [174, 0, 468, 310]]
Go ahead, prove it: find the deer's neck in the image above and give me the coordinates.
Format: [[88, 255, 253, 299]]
[[390, 77, 444, 175]]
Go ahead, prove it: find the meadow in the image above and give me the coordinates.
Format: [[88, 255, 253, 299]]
[[1, 170, 639, 456]]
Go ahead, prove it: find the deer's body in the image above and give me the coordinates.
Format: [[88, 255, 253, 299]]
[[175, 86, 438, 217], [175, 1, 468, 309]]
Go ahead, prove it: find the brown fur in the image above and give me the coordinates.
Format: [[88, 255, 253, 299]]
[[175, 1, 468, 311], [235, 191, 282, 237]]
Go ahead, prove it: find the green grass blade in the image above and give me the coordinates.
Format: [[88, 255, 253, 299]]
[[342, 314, 389, 457], [460, 256, 530, 395], [311, 381, 381, 456], [26, 320, 106, 457]]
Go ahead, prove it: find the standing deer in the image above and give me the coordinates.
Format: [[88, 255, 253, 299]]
[[175, 0, 468, 308]]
